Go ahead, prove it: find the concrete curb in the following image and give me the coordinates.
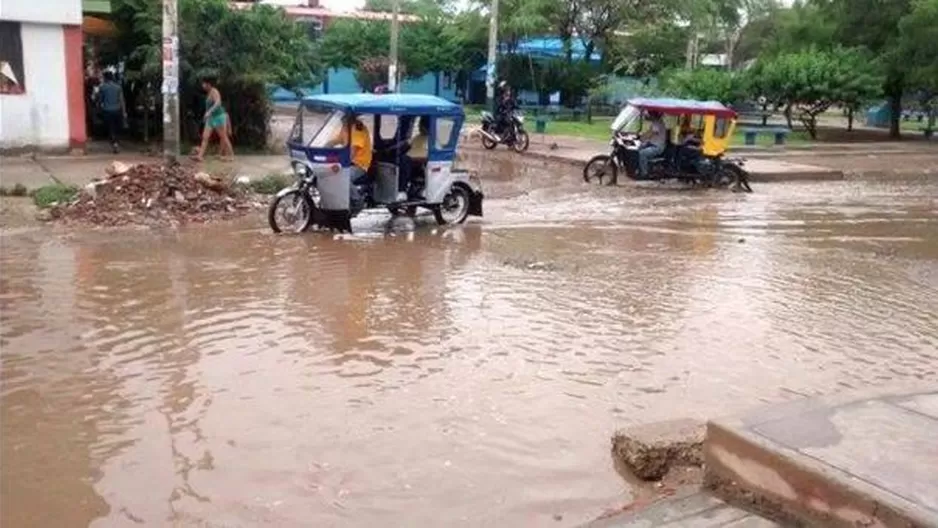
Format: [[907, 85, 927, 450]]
[[515, 149, 847, 183], [703, 383, 938, 528]]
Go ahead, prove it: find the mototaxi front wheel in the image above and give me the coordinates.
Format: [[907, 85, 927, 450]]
[[433, 185, 471, 225], [481, 135, 498, 150], [583, 155, 617, 185], [268, 189, 314, 233]]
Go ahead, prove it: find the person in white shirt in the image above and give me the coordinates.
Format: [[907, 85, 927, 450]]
[[639, 111, 667, 178]]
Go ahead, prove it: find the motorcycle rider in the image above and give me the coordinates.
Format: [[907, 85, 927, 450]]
[[494, 80, 517, 141]]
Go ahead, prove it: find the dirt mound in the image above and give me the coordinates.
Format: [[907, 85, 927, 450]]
[[52, 162, 262, 227]]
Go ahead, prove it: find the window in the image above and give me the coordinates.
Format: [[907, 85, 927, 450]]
[[434, 117, 457, 150], [304, 107, 346, 147], [378, 114, 400, 141], [714, 118, 730, 139], [0, 22, 26, 94]]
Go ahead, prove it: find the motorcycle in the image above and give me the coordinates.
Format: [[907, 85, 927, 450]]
[[583, 131, 752, 192], [478, 111, 530, 153]]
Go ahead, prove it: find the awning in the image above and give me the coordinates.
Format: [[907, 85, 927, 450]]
[[83, 0, 112, 14], [83, 16, 116, 37]]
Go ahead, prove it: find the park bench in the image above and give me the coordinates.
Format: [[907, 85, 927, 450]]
[[738, 126, 790, 146]]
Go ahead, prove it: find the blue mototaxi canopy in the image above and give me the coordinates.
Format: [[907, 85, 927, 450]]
[[301, 93, 464, 117], [627, 97, 737, 118]]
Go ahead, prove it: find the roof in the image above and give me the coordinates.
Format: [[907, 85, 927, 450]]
[[230, 3, 420, 22], [498, 37, 602, 63], [301, 93, 464, 116], [627, 97, 737, 118], [83, 0, 111, 14]]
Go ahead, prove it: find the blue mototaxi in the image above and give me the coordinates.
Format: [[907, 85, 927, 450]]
[[268, 93, 484, 233]]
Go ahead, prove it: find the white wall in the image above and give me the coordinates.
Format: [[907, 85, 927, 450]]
[[0, 23, 69, 150], [0, 0, 81, 25]]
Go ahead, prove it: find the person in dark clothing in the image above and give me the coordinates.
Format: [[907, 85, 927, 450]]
[[494, 81, 516, 140], [97, 71, 126, 153]]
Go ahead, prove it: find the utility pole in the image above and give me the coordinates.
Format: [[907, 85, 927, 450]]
[[388, 0, 400, 92], [161, 0, 180, 161], [485, 0, 499, 108]]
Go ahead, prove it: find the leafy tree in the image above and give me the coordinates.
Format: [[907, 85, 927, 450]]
[[111, 0, 318, 147], [747, 47, 883, 138], [363, 0, 454, 15], [660, 68, 747, 104], [754, 0, 835, 57], [607, 25, 691, 77], [897, 0, 938, 132], [815, 0, 914, 138], [897, 0, 938, 95], [318, 9, 475, 84], [318, 19, 390, 71], [356, 57, 406, 92]]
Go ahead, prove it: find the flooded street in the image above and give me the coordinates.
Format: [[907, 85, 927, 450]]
[[2, 152, 938, 527]]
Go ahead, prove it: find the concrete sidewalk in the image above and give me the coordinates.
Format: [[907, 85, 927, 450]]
[[593, 385, 937, 527], [0, 155, 291, 190], [706, 384, 938, 527], [590, 491, 779, 527]]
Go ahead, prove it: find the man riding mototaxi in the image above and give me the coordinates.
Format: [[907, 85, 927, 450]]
[[638, 110, 667, 178]]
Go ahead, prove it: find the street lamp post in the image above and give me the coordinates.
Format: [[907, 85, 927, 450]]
[[161, 0, 180, 161], [485, 0, 499, 108], [389, 0, 400, 92]]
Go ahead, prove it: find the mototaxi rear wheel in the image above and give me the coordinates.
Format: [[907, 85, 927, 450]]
[[433, 184, 471, 225]]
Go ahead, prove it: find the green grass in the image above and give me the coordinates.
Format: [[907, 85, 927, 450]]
[[32, 184, 78, 208], [248, 173, 293, 195], [900, 120, 935, 132]]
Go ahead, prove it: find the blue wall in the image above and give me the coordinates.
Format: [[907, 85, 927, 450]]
[[270, 68, 460, 102]]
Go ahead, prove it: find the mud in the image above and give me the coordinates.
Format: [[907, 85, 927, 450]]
[[2, 150, 937, 527], [0, 196, 41, 231]]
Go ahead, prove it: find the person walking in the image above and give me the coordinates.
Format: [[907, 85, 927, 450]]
[[97, 71, 126, 153], [193, 75, 234, 162]]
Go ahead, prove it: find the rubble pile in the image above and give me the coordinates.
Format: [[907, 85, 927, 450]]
[[52, 162, 262, 226]]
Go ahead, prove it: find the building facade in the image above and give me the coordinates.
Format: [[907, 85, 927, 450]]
[[0, 0, 86, 151]]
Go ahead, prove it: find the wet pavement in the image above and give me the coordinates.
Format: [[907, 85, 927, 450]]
[[2, 151, 937, 527]]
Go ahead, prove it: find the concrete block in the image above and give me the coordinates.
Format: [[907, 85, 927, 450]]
[[613, 418, 705, 481]]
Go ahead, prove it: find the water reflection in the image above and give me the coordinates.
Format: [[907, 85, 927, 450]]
[[2, 168, 937, 527]]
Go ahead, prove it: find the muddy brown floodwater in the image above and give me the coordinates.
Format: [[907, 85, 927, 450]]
[[2, 151, 938, 527]]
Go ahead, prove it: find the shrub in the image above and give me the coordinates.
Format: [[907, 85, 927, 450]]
[[32, 184, 78, 208], [248, 174, 293, 195]]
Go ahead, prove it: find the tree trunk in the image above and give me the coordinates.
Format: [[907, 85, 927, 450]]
[[685, 30, 696, 69], [784, 104, 793, 130], [888, 93, 902, 139], [847, 107, 854, 132], [801, 115, 818, 140]]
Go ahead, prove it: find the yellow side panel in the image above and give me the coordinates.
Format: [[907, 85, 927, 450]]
[[701, 115, 733, 157]]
